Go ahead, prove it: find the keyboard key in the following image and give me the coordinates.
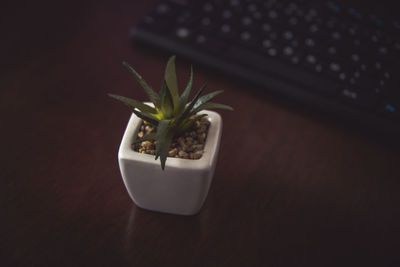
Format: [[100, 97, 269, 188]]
[[283, 31, 294, 40], [329, 62, 341, 72], [306, 54, 317, 64], [242, 17, 253, 26], [283, 46, 294, 56], [221, 24, 231, 33], [291, 55, 301, 64], [379, 103, 400, 121], [331, 31, 341, 40], [156, 3, 170, 14], [351, 54, 360, 62], [201, 17, 211, 26], [305, 38, 315, 47], [262, 39, 274, 48], [240, 31, 252, 41], [267, 48, 278, 56], [262, 23, 272, 32], [268, 10, 279, 19], [328, 46, 337, 55], [203, 2, 214, 13], [289, 17, 298, 25], [222, 9, 233, 19], [248, 3, 258, 12], [309, 24, 319, 33], [175, 27, 190, 39]]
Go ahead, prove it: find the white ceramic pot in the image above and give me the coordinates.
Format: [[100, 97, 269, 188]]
[[118, 110, 222, 215]]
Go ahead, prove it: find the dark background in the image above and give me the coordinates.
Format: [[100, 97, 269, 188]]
[[1, 0, 400, 266]]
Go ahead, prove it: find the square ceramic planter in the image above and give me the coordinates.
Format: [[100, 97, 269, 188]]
[[118, 110, 222, 215]]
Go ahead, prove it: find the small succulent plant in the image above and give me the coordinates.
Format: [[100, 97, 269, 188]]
[[109, 55, 233, 170]]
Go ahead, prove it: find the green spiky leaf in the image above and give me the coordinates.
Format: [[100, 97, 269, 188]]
[[160, 81, 174, 118], [174, 83, 207, 129], [130, 108, 159, 127], [154, 120, 173, 170], [191, 102, 234, 115], [108, 94, 158, 114], [164, 56, 179, 112], [177, 65, 193, 115], [192, 90, 224, 111], [123, 61, 160, 107]]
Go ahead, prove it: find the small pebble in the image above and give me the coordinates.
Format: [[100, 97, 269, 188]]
[[181, 145, 189, 152], [192, 144, 204, 152], [141, 141, 153, 149], [190, 131, 198, 139], [190, 151, 203, 159], [185, 137, 193, 146], [199, 133, 206, 144], [177, 137, 185, 147], [145, 125, 154, 134], [168, 148, 178, 157], [178, 150, 189, 159]]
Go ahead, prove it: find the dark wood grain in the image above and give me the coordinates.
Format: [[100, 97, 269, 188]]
[[1, 1, 400, 266]]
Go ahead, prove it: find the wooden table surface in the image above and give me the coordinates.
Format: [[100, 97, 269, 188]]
[[2, 1, 400, 266]]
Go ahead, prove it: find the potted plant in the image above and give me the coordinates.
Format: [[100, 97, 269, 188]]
[[109, 55, 233, 215]]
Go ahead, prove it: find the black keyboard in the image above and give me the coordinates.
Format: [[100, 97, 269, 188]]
[[131, 0, 400, 135]]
